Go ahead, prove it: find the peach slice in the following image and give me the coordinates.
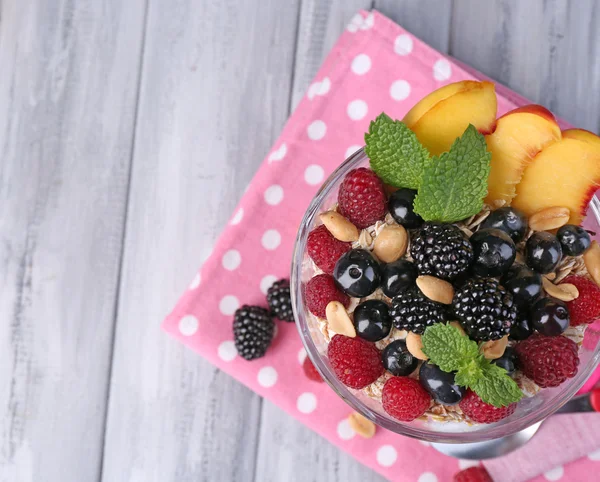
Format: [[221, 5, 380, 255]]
[[403, 81, 497, 156], [485, 105, 561, 206], [512, 133, 600, 225]]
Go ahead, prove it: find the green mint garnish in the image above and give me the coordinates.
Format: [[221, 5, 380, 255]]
[[413, 124, 491, 223], [421, 323, 523, 408], [365, 113, 431, 190]]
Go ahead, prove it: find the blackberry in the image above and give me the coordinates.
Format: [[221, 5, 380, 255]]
[[410, 222, 474, 280], [233, 305, 274, 360], [390, 289, 447, 334], [453, 278, 517, 341], [267, 279, 294, 322]]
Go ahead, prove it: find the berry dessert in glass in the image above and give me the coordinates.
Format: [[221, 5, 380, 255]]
[[291, 80, 600, 442]]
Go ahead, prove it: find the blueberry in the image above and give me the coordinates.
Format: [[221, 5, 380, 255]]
[[353, 300, 392, 342], [388, 189, 424, 229], [470, 228, 517, 277], [501, 264, 543, 309], [492, 346, 518, 376], [509, 312, 534, 341], [333, 249, 381, 297], [380, 259, 417, 298], [526, 232, 562, 274], [557, 224, 591, 257], [531, 298, 570, 336], [382, 340, 418, 376], [481, 207, 528, 243], [419, 362, 465, 405]]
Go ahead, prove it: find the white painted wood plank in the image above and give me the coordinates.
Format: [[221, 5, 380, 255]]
[[451, 0, 600, 132], [375, 0, 453, 53], [100, 1, 301, 481], [256, 2, 387, 482], [290, 0, 374, 109], [0, 1, 146, 481]]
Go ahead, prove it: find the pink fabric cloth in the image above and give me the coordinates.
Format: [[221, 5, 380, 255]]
[[163, 10, 600, 482]]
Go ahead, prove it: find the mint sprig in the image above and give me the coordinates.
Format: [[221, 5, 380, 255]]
[[421, 323, 523, 408], [365, 113, 431, 190], [413, 125, 491, 223], [364, 114, 491, 223]]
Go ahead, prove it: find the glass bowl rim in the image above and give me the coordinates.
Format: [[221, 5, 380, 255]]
[[291, 147, 600, 443]]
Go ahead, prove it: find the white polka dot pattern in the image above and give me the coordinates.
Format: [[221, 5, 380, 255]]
[[297, 393, 317, 413], [218, 341, 237, 361], [264, 185, 284, 205], [178, 315, 199, 336], [376, 445, 397, 467], [347, 99, 368, 120], [351, 54, 371, 75], [222, 249, 241, 271], [304, 165, 324, 185], [544, 466, 564, 481], [307, 120, 327, 140], [261, 230, 281, 250], [219, 295, 239, 315], [257, 366, 278, 388]]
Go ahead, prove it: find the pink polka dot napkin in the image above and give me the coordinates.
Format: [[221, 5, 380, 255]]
[[163, 10, 600, 482]]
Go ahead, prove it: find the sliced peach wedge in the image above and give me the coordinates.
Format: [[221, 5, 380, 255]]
[[403, 81, 497, 156], [485, 105, 561, 207], [512, 129, 600, 225]]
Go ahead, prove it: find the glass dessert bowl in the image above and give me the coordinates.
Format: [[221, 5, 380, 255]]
[[291, 81, 600, 443]]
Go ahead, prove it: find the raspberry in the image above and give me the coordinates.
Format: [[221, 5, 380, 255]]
[[304, 274, 350, 318], [454, 467, 493, 482], [302, 357, 323, 382], [562, 275, 600, 326], [459, 390, 516, 424], [382, 377, 431, 421], [515, 334, 579, 388], [327, 335, 384, 389], [307, 225, 352, 274], [337, 168, 387, 229]]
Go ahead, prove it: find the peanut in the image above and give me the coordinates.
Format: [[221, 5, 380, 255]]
[[348, 412, 376, 438], [529, 206, 570, 231], [542, 277, 579, 302], [449, 321, 466, 336], [373, 225, 408, 263], [584, 240, 600, 287], [325, 301, 356, 337], [406, 332, 428, 360], [481, 336, 508, 360], [319, 211, 359, 242], [416, 275, 454, 305]]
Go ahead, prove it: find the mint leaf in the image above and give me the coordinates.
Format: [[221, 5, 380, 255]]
[[454, 358, 484, 387], [422, 323, 523, 408], [365, 113, 431, 189], [470, 361, 523, 408], [413, 124, 491, 222], [421, 323, 479, 373]]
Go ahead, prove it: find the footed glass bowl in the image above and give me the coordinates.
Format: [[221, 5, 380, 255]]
[[291, 148, 600, 443]]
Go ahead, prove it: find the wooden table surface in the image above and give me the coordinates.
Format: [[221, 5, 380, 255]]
[[1, 1, 599, 481]]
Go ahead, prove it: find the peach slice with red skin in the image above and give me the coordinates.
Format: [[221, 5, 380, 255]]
[[512, 129, 600, 225], [403, 81, 498, 156], [485, 105, 561, 206]]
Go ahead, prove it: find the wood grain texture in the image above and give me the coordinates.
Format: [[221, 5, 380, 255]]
[[0, 1, 145, 481], [256, 2, 386, 481], [100, 1, 301, 481], [375, 0, 453, 53], [451, 0, 600, 132], [290, 0, 373, 108]]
